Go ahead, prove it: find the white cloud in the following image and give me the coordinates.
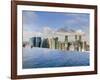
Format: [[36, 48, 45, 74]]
[[42, 26, 54, 33], [23, 11, 38, 24]]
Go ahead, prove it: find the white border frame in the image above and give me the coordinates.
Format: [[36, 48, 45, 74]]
[[17, 5, 95, 75]]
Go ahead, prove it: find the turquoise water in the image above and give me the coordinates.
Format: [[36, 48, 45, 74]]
[[22, 48, 89, 69]]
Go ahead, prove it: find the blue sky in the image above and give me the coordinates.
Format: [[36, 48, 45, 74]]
[[22, 10, 90, 41]]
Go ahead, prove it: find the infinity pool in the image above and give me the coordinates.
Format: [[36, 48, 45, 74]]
[[22, 48, 89, 69]]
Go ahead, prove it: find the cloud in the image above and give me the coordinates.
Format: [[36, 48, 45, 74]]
[[42, 26, 54, 33], [22, 11, 43, 32], [23, 24, 40, 32], [22, 10, 38, 25], [65, 13, 89, 27], [63, 13, 90, 35]]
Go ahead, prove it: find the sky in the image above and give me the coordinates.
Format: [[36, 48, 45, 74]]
[[22, 10, 90, 42]]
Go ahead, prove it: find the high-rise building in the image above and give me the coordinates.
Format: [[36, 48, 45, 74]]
[[41, 38, 49, 48], [29, 37, 41, 48]]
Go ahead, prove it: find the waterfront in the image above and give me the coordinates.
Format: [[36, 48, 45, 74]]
[[22, 47, 89, 69]]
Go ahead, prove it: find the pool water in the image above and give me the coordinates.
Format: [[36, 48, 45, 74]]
[[22, 47, 89, 69]]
